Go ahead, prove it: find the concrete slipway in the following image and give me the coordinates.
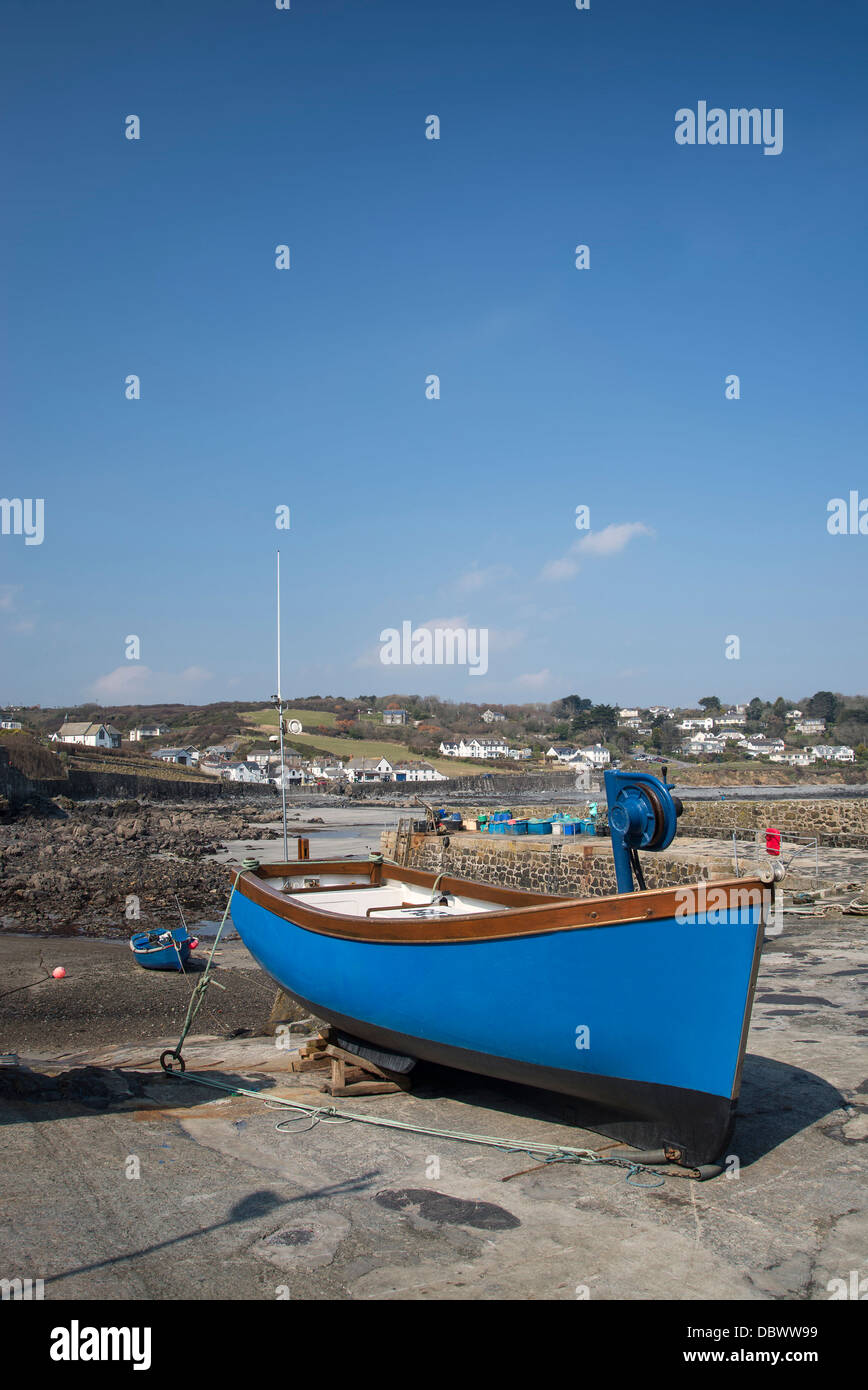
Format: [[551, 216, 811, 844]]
[[1, 908, 866, 1303]]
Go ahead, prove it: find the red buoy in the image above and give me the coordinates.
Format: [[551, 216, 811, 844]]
[[765, 828, 781, 856]]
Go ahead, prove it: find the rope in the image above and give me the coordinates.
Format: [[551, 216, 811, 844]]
[[159, 861, 256, 1072], [165, 1066, 701, 1184]]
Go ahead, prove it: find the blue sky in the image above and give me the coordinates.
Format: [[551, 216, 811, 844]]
[[1, 0, 865, 709]]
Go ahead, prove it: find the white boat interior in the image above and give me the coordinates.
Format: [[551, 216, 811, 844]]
[[272, 874, 498, 919]]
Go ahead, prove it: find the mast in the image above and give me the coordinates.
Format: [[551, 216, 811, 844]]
[[276, 550, 289, 861]]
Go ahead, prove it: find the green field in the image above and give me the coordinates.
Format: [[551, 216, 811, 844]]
[[241, 707, 339, 729]]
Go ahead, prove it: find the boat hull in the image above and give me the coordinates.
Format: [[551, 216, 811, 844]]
[[229, 866, 765, 1166], [130, 929, 191, 971]]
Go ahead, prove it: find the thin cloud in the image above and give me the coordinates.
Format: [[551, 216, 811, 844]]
[[455, 564, 513, 593], [578, 522, 653, 556], [539, 521, 653, 581], [89, 665, 213, 700], [515, 668, 551, 689]]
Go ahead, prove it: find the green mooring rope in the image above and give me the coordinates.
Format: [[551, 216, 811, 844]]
[[160, 860, 259, 1073], [165, 1066, 702, 1185]]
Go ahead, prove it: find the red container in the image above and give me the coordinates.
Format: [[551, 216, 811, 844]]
[[765, 828, 781, 856]]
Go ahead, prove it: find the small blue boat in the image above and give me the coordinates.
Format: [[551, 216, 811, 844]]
[[129, 926, 194, 971], [227, 770, 780, 1167]]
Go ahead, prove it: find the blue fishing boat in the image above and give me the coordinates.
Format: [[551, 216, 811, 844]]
[[228, 769, 779, 1167], [129, 926, 194, 971]]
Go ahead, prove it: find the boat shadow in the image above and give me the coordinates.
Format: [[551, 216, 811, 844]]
[[0, 1063, 284, 1124], [406, 1052, 847, 1169]]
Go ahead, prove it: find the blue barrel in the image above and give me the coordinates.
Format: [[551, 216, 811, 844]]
[[527, 820, 552, 835]]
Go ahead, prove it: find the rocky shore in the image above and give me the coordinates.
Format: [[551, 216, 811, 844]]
[[0, 797, 321, 938]]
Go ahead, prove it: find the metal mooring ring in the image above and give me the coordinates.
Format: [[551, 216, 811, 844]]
[[160, 1049, 186, 1073]]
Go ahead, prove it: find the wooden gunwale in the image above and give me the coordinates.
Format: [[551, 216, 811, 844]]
[[233, 860, 768, 946]]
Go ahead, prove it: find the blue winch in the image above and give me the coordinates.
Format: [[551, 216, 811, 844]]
[[603, 767, 684, 893]]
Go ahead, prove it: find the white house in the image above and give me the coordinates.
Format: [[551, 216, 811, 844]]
[[151, 747, 197, 766], [481, 709, 506, 723], [796, 718, 826, 735], [309, 759, 346, 781], [715, 713, 747, 727], [0, 719, 22, 730], [716, 729, 748, 743], [682, 733, 725, 756], [391, 761, 447, 782], [648, 706, 674, 718], [546, 745, 578, 763], [438, 741, 461, 757], [744, 736, 785, 757], [345, 756, 393, 783], [678, 717, 715, 732], [459, 737, 509, 759], [224, 762, 266, 783], [51, 721, 121, 749], [271, 766, 304, 788], [575, 744, 611, 767], [810, 744, 855, 762], [507, 747, 532, 760], [129, 724, 170, 741]]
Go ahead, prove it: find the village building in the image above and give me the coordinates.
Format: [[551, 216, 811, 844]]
[[744, 736, 786, 757], [459, 737, 509, 759], [382, 708, 408, 726], [481, 709, 506, 723], [810, 744, 855, 762], [681, 732, 726, 756], [390, 761, 447, 782], [345, 756, 393, 783], [546, 745, 578, 762], [575, 743, 611, 767], [151, 747, 198, 766], [795, 717, 826, 735], [128, 723, 170, 741], [223, 761, 266, 783], [51, 720, 121, 749]]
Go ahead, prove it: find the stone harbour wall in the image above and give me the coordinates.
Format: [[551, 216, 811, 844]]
[[675, 798, 868, 849], [381, 830, 707, 898]]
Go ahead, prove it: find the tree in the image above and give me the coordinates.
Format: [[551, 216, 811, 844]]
[[559, 695, 592, 719], [806, 691, 840, 723], [698, 696, 722, 712]]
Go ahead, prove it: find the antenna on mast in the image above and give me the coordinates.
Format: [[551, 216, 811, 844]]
[[276, 550, 288, 861]]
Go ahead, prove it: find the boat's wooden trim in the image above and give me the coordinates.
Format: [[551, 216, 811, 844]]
[[253, 859, 566, 906], [232, 861, 768, 945]]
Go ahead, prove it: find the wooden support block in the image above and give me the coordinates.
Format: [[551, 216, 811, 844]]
[[289, 1054, 330, 1073], [321, 1080, 406, 1097], [316, 1040, 412, 1097]]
